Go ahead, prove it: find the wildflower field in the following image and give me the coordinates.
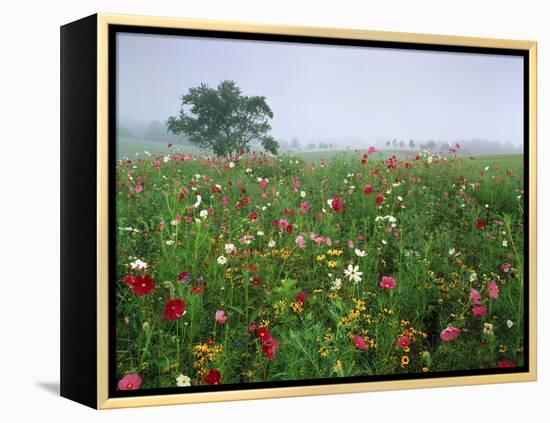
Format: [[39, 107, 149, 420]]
[[115, 146, 525, 391]]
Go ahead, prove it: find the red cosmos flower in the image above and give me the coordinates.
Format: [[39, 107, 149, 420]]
[[363, 184, 373, 195], [502, 262, 511, 273], [251, 277, 261, 286], [248, 211, 258, 221], [261, 337, 280, 360], [168, 143, 173, 148], [296, 292, 308, 304], [376, 192, 384, 206], [476, 219, 485, 230], [191, 285, 204, 294], [257, 326, 270, 341], [177, 271, 189, 282], [122, 274, 134, 286], [331, 196, 344, 212], [164, 298, 186, 321], [203, 369, 222, 385], [353, 335, 368, 350], [395, 336, 411, 349], [286, 224, 293, 234], [130, 274, 155, 296], [497, 360, 517, 368]]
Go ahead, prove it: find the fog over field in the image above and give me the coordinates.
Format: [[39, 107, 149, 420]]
[[117, 32, 524, 154]]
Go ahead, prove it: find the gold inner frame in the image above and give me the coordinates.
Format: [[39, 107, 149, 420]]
[[96, 13, 537, 409]]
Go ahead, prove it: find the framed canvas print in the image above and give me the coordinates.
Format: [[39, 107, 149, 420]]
[[60, 13, 537, 409]]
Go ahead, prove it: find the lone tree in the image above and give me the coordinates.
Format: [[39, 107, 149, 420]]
[[167, 80, 278, 160]]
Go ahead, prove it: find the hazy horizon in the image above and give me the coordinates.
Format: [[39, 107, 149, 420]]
[[117, 32, 524, 148]]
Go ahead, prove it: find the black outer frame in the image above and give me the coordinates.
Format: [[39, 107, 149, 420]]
[[60, 14, 530, 409], [60, 14, 98, 408]]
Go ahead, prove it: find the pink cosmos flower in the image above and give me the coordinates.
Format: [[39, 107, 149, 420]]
[[469, 288, 482, 305], [368, 146, 377, 153], [277, 218, 289, 230], [215, 310, 228, 325], [380, 276, 397, 289], [472, 306, 487, 317], [260, 178, 268, 188], [440, 326, 460, 342], [295, 235, 305, 249], [300, 201, 310, 214], [353, 335, 368, 350], [488, 280, 499, 299], [261, 337, 280, 360], [134, 184, 143, 193], [118, 373, 142, 390], [502, 262, 511, 273]]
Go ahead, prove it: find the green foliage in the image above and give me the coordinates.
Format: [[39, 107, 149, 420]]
[[115, 151, 525, 389], [167, 80, 278, 159]]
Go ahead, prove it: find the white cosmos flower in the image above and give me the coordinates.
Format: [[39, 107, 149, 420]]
[[217, 256, 228, 265], [354, 249, 366, 257], [199, 209, 208, 218], [331, 278, 342, 291], [224, 243, 236, 254], [193, 195, 202, 208], [257, 231, 264, 236], [245, 168, 252, 173], [327, 199, 333, 207], [176, 374, 191, 387], [166, 240, 175, 246], [344, 264, 362, 283], [268, 239, 276, 248], [300, 191, 306, 198], [502, 240, 508, 247], [506, 320, 514, 328], [194, 173, 201, 179], [130, 259, 148, 270], [229, 162, 235, 168], [163, 155, 170, 163], [449, 248, 456, 256], [170, 219, 178, 226]]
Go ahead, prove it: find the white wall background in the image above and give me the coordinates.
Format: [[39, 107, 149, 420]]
[[0, 0, 546, 421]]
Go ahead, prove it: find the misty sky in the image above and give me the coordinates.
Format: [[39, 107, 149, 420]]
[[117, 32, 524, 146]]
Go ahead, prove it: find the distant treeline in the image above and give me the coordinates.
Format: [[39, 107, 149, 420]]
[[380, 138, 522, 156], [118, 119, 522, 156]]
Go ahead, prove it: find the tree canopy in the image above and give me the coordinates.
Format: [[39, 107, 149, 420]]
[[167, 80, 278, 160]]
